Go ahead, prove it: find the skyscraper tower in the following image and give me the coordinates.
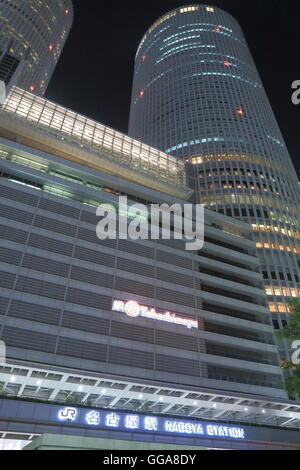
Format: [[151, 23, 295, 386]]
[[129, 5, 300, 356], [0, 0, 73, 95]]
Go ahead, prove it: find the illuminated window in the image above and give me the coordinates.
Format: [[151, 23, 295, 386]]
[[278, 304, 286, 313], [269, 303, 277, 312], [265, 287, 273, 296], [180, 6, 199, 13], [206, 7, 215, 12]]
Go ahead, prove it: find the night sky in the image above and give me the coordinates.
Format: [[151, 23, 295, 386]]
[[46, 0, 300, 178]]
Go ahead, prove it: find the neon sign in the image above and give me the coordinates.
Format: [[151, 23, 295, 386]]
[[56, 406, 246, 441], [58, 407, 77, 422], [112, 300, 198, 329]]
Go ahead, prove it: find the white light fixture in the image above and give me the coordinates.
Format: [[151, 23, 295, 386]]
[[10, 376, 16, 382], [139, 394, 144, 399], [36, 380, 42, 386]]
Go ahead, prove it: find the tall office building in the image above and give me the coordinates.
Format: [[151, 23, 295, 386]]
[[1, 87, 300, 450], [0, 0, 73, 95], [0, 3, 299, 451], [128, 5, 300, 359]]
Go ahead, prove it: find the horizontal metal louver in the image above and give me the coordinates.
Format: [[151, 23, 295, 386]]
[[156, 354, 200, 377], [117, 258, 154, 277], [118, 240, 154, 259], [39, 198, 80, 219], [156, 330, 198, 352], [158, 239, 186, 250], [109, 345, 154, 369], [156, 287, 196, 307], [70, 266, 113, 288], [207, 365, 279, 389], [0, 204, 34, 225], [61, 311, 110, 335], [0, 271, 16, 289], [57, 337, 108, 361], [1, 326, 56, 353], [78, 227, 101, 244], [115, 277, 154, 297], [74, 246, 115, 267], [111, 321, 154, 344], [206, 343, 276, 366], [0, 185, 39, 206], [34, 215, 77, 237], [78, 227, 117, 249], [0, 247, 22, 265], [22, 254, 70, 277], [156, 250, 192, 269], [28, 234, 74, 256], [0, 224, 28, 244], [66, 288, 112, 310], [156, 267, 193, 287], [0, 296, 9, 314], [204, 321, 271, 344], [9, 299, 61, 325], [81, 211, 98, 226], [16, 276, 66, 300]]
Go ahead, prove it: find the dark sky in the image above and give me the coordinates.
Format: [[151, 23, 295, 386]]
[[46, 0, 300, 178]]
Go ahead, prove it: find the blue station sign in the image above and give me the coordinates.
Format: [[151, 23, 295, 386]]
[[57, 406, 246, 440]]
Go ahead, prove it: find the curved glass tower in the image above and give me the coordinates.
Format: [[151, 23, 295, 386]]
[[129, 5, 300, 357], [0, 0, 73, 95]]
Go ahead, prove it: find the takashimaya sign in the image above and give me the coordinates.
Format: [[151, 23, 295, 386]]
[[112, 300, 198, 330], [57, 407, 245, 440]]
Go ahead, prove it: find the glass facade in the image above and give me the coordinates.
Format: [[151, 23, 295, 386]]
[[129, 5, 300, 361], [0, 0, 73, 95]]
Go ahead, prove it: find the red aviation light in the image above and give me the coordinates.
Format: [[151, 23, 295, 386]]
[[29, 84, 35, 93], [48, 43, 54, 52], [142, 55, 147, 62], [236, 106, 244, 116], [224, 59, 230, 67], [215, 27, 220, 32], [65, 8, 70, 15], [140, 89, 145, 98]]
